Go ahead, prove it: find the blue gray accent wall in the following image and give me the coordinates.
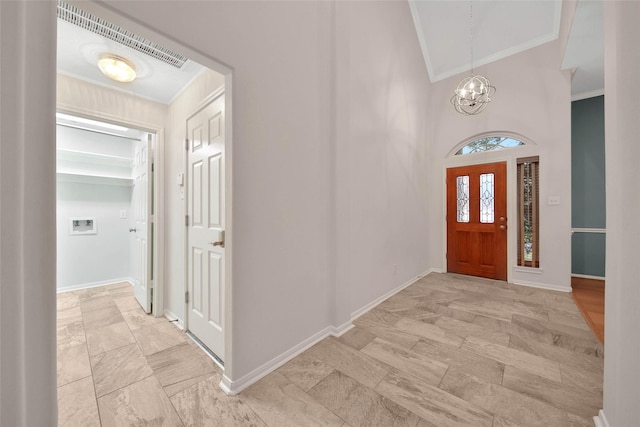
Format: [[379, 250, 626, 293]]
[[571, 95, 605, 277], [572, 232, 606, 277]]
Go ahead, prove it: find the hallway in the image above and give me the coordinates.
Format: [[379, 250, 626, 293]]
[[57, 274, 603, 426]]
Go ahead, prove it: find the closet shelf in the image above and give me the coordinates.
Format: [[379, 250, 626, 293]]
[[56, 172, 133, 187], [56, 148, 133, 168]]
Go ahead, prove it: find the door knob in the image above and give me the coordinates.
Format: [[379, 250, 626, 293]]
[[209, 231, 225, 248], [499, 217, 506, 222], [499, 225, 506, 231], [129, 228, 137, 233]]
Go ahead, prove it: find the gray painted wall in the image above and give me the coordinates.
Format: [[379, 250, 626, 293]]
[[571, 95, 605, 277]]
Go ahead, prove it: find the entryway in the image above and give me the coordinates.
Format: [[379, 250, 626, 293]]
[[446, 162, 507, 280]]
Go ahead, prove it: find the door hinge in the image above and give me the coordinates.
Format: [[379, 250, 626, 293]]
[[445, 253, 448, 259], [185, 215, 189, 226], [185, 291, 189, 304], [185, 139, 189, 151], [151, 162, 154, 172]]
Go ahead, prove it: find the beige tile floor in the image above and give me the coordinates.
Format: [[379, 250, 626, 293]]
[[58, 273, 603, 426]]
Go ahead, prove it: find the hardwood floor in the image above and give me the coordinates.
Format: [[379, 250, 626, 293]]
[[58, 273, 603, 426], [572, 276, 605, 343]]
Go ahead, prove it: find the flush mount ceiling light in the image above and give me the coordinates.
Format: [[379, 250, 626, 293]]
[[98, 54, 136, 83], [451, 1, 495, 115]]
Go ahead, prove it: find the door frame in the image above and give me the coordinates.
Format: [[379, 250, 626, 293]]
[[55, 107, 165, 315], [62, 0, 236, 387], [183, 86, 227, 367], [442, 132, 540, 284]]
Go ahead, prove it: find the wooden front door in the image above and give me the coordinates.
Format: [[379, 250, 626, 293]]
[[447, 162, 507, 280]]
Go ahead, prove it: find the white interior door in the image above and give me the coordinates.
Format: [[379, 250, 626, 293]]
[[187, 93, 225, 360], [132, 134, 153, 313]]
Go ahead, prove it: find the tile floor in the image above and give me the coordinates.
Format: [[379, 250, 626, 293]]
[[58, 273, 603, 426]]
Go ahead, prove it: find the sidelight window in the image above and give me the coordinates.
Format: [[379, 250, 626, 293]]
[[517, 157, 539, 267]]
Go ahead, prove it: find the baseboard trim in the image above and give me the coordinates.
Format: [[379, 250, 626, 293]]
[[511, 279, 571, 293], [163, 309, 184, 330], [593, 410, 609, 427], [57, 277, 133, 293], [571, 276, 605, 291], [220, 269, 434, 395], [351, 268, 434, 320], [572, 273, 605, 281], [220, 319, 352, 395]]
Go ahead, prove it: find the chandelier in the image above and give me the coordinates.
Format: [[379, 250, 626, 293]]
[[451, 1, 495, 115]]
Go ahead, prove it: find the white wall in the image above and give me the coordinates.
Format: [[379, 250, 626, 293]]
[[425, 35, 573, 291], [101, 1, 336, 383], [164, 69, 224, 322], [57, 178, 132, 289], [602, 1, 640, 426], [0, 1, 57, 424], [101, 0, 433, 386], [333, 1, 432, 324]]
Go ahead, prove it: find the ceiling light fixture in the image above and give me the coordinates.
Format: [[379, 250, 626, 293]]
[[97, 54, 136, 83], [451, 1, 495, 115]]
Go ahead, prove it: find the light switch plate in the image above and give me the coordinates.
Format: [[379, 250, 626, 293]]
[[120, 210, 127, 219]]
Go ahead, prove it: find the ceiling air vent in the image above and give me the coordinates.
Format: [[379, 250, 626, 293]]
[[57, 0, 188, 69]]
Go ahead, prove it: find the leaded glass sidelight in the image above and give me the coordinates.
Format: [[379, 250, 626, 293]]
[[517, 157, 539, 267], [456, 175, 470, 223], [480, 173, 495, 223]]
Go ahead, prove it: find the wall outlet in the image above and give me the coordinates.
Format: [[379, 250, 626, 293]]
[[548, 196, 561, 206], [393, 264, 398, 274], [120, 210, 127, 219]]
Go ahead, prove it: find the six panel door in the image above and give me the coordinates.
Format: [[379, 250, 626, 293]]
[[186, 93, 225, 360]]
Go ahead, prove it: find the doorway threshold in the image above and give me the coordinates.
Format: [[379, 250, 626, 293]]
[[187, 331, 224, 370]]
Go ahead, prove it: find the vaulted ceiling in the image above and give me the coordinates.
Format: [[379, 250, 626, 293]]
[[57, 1, 604, 104], [561, 0, 604, 98], [409, 0, 604, 99]]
